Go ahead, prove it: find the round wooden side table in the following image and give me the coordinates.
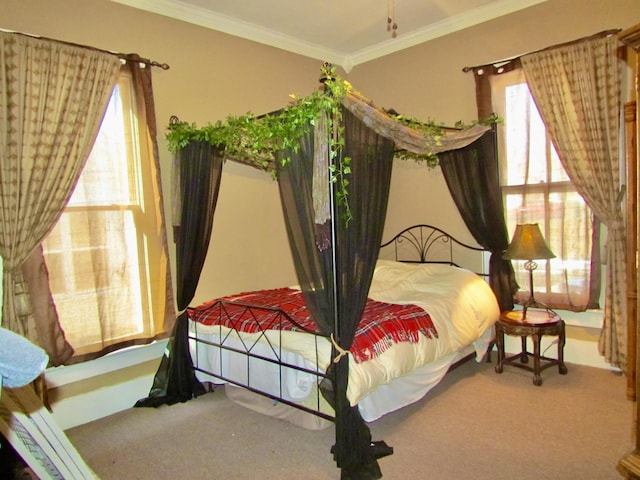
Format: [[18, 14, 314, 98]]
[[494, 309, 568, 386]]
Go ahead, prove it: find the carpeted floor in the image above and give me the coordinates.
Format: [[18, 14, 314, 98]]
[[66, 360, 634, 479]]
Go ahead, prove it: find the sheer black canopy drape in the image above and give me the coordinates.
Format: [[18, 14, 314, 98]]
[[437, 128, 517, 311], [136, 140, 224, 407], [277, 107, 395, 479]]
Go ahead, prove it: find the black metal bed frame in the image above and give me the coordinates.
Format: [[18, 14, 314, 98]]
[[189, 300, 334, 421], [379, 224, 487, 276], [188, 224, 488, 422]]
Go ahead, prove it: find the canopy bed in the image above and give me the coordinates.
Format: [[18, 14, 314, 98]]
[[188, 224, 499, 430], [136, 64, 517, 479]]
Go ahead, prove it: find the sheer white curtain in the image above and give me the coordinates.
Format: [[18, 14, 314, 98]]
[[521, 33, 625, 371]]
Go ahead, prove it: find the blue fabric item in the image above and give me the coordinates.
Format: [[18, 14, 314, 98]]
[[0, 327, 49, 387]]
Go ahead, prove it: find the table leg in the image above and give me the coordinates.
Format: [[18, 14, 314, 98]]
[[558, 321, 568, 374], [495, 326, 504, 374], [532, 333, 542, 386], [520, 336, 528, 364]]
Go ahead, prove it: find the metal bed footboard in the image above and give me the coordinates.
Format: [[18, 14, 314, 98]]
[[188, 300, 334, 422]]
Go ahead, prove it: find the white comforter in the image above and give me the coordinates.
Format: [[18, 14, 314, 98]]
[[348, 260, 499, 404], [190, 260, 499, 420]]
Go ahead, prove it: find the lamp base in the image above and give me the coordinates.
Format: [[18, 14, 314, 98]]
[[519, 264, 556, 320], [520, 298, 556, 320]]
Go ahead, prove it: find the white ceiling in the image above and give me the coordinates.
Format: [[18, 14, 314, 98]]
[[111, 0, 549, 71]]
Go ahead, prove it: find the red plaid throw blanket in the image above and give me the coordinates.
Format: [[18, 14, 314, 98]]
[[188, 287, 438, 363]]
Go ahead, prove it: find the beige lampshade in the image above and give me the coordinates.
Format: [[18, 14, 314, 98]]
[[503, 223, 555, 261]]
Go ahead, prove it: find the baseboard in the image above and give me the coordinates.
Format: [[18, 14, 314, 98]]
[[503, 329, 615, 371]]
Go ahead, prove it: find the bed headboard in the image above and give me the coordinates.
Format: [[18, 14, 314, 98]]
[[379, 224, 488, 277]]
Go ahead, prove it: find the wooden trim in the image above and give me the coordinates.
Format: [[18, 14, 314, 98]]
[[619, 22, 640, 480], [620, 25, 640, 52], [619, 450, 640, 479], [626, 100, 637, 402]]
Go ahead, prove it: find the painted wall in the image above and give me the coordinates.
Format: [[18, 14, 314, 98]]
[[3, 0, 639, 429], [351, 0, 640, 244]]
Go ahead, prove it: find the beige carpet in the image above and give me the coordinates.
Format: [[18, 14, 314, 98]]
[[66, 360, 635, 479]]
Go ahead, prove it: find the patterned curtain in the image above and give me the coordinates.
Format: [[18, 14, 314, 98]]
[[520, 34, 626, 371], [0, 32, 121, 360]]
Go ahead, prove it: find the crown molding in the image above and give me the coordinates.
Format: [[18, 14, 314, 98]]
[[111, 0, 550, 72], [111, 0, 346, 65]]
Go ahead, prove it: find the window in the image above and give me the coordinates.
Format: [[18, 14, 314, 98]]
[[43, 69, 173, 358], [492, 69, 598, 311]]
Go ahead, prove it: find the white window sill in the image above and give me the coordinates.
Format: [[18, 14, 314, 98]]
[[46, 339, 168, 388]]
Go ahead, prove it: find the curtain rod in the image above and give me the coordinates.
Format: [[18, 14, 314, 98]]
[[2, 29, 170, 70], [461, 28, 620, 73]]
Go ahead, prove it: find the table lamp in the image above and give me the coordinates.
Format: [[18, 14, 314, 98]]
[[503, 223, 555, 318]]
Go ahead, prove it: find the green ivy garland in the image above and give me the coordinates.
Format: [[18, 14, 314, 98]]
[[166, 65, 352, 167], [165, 64, 498, 223]]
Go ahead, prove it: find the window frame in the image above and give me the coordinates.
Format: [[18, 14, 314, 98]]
[[42, 68, 172, 359]]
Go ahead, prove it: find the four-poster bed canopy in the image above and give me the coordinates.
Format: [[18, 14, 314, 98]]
[[137, 64, 517, 479]]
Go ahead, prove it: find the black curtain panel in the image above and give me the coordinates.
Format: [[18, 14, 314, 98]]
[[278, 106, 395, 479], [277, 125, 334, 335], [136, 140, 224, 407], [437, 128, 518, 311]]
